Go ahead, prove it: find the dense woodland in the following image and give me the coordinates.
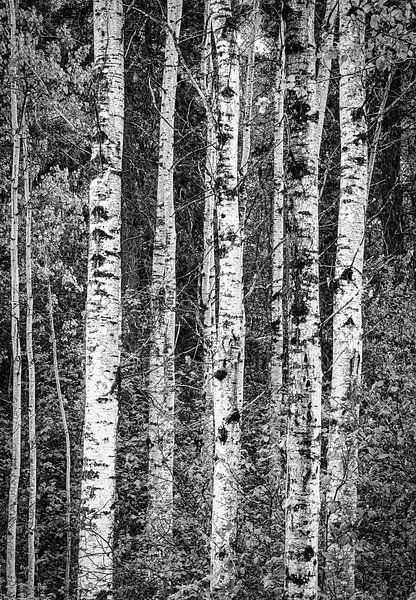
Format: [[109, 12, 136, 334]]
[[1, 0, 416, 599]]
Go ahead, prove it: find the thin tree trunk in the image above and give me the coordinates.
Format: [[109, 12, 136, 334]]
[[7, 1, 22, 598], [237, 0, 258, 417], [239, 0, 258, 219], [23, 122, 37, 600], [77, 1, 124, 598], [283, 0, 322, 598], [47, 278, 72, 600], [209, 0, 243, 596], [316, 0, 337, 155], [201, 0, 216, 464], [325, 1, 367, 598], [270, 18, 285, 486], [147, 0, 182, 566]]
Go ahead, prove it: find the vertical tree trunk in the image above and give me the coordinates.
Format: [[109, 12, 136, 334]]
[[7, 1, 22, 598], [316, 0, 337, 155], [147, 0, 182, 563], [201, 0, 216, 463], [237, 0, 258, 415], [209, 0, 243, 596], [270, 18, 285, 485], [77, 1, 124, 598], [283, 0, 322, 598], [47, 278, 72, 600], [23, 123, 37, 600], [325, 1, 367, 598], [239, 0, 258, 218]]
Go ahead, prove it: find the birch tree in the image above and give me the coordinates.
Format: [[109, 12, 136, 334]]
[[23, 123, 36, 600], [270, 18, 285, 485], [239, 0, 258, 221], [77, 1, 124, 598], [325, 1, 367, 597], [147, 0, 183, 554], [283, 0, 322, 598], [7, 1, 22, 597], [208, 0, 243, 596], [201, 0, 216, 463], [316, 0, 337, 155], [237, 0, 258, 415]]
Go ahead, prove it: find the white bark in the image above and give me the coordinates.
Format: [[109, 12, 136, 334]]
[[270, 19, 285, 486], [326, 1, 367, 598], [147, 0, 182, 560], [209, 0, 243, 596], [201, 0, 216, 463], [48, 278, 72, 600], [284, 0, 322, 598], [316, 0, 337, 155], [239, 0, 258, 201], [77, 1, 124, 598], [23, 123, 36, 600], [237, 1, 258, 417], [7, 1, 22, 598]]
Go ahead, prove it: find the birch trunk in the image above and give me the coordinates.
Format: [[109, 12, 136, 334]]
[[316, 0, 337, 155], [201, 0, 216, 463], [239, 0, 258, 219], [147, 0, 182, 560], [7, 1, 22, 597], [325, 1, 367, 598], [270, 19, 285, 484], [77, 1, 124, 598], [237, 0, 258, 416], [283, 0, 322, 598], [209, 0, 243, 596], [47, 278, 72, 600], [23, 124, 37, 600]]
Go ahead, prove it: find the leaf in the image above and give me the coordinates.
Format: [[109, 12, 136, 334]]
[[370, 14, 380, 29]]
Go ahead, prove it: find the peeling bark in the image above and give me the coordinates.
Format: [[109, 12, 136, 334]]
[[284, 0, 322, 598], [77, 1, 124, 598], [325, 1, 367, 599]]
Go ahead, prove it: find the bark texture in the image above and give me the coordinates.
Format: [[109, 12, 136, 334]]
[[7, 1, 22, 597], [325, 2, 367, 599], [316, 0, 337, 154], [23, 125, 36, 600], [284, 1, 322, 598], [209, 0, 243, 596], [78, 1, 124, 598], [270, 19, 285, 485], [147, 0, 183, 558], [201, 0, 217, 464], [237, 0, 258, 421]]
